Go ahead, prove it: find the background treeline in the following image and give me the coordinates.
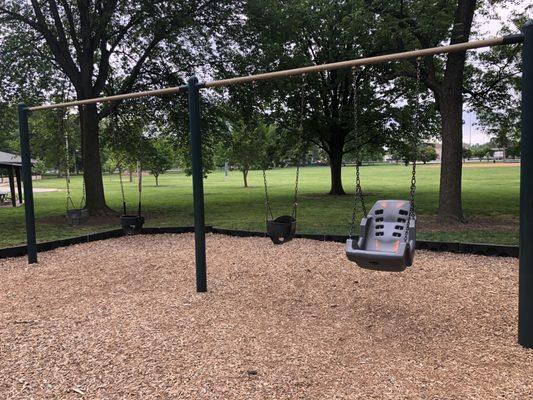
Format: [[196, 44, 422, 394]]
[[0, 0, 530, 221]]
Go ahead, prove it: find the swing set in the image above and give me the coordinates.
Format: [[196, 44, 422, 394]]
[[262, 76, 306, 245], [62, 119, 88, 226], [111, 110, 146, 235], [15, 22, 533, 348], [345, 62, 420, 271]]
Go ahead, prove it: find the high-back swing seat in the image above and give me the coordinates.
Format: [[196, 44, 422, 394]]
[[345, 61, 421, 271], [346, 200, 416, 271]]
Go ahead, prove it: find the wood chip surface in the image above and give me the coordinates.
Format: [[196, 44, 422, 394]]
[[0, 234, 531, 399]]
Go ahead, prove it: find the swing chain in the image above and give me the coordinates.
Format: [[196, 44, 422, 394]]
[[349, 67, 367, 238], [406, 160, 417, 241], [263, 75, 306, 221], [298, 75, 307, 134], [62, 109, 76, 212], [77, 105, 86, 210], [292, 74, 306, 219], [292, 163, 300, 219], [263, 169, 274, 221], [405, 57, 421, 241], [137, 134, 144, 217], [118, 165, 127, 215], [256, 79, 274, 222], [112, 104, 128, 215], [79, 174, 86, 209]]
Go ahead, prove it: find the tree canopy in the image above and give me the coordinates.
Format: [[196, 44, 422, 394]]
[[0, 0, 244, 214], [0, 0, 528, 224]]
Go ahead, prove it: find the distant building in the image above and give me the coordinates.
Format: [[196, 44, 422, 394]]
[[0, 151, 35, 207], [492, 148, 506, 159], [434, 142, 442, 160]]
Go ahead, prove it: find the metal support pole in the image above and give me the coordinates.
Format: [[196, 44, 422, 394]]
[[7, 166, 16, 207], [187, 77, 207, 292], [18, 104, 37, 264], [15, 167, 23, 203], [519, 20, 533, 348]]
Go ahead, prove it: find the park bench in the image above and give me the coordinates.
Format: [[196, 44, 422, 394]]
[[0, 188, 10, 205]]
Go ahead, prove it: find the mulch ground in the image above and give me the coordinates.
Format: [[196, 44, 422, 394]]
[[0, 234, 531, 399]]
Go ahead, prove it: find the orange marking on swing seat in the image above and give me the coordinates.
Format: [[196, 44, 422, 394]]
[[375, 240, 380, 251], [392, 240, 400, 253], [380, 202, 388, 208], [396, 202, 405, 208]]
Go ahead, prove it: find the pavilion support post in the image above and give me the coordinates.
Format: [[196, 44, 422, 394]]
[[519, 20, 533, 348], [18, 104, 37, 264], [7, 166, 16, 207], [187, 77, 207, 293], [15, 167, 23, 203]]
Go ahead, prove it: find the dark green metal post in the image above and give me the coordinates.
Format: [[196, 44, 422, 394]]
[[15, 167, 23, 204], [187, 77, 207, 292], [519, 20, 533, 348], [18, 104, 37, 264], [7, 166, 16, 207]]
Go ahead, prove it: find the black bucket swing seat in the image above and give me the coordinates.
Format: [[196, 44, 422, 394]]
[[267, 215, 297, 245], [263, 166, 300, 245], [262, 75, 306, 245]]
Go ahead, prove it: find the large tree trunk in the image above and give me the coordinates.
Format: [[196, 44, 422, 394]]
[[328, 147, 345, 195], [438, 94, 464, 221], [79, 103, 109, 215], [436, 0, 476, 222], [242, 169, 248, 188]]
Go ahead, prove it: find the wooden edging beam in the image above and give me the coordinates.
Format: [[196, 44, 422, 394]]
[[0, 226, 518, 260]]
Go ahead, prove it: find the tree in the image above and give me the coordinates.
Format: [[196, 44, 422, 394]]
[[364, 0, 481, 221], [226, 0, 452, 197], [0, 103, 18, 153], [225, 119, 275, 188], [418, 144, 438, 164], [470, 143, 493, 160], [462, 146, 472, 160], [32, 159, 48, 176], [172, 93, 223, 179], [100, 97, 149, 178], [507, 141, 520, 158], [144, 138, 175, 187], [466, 15, 529, 161], [392, 143, 438, 165], [0, 0, 243, 215], [237, 1, 404, 194], [30, 98, 80, 176]]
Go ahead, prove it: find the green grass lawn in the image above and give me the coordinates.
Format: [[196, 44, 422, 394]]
[[0, 163, 520, 248]]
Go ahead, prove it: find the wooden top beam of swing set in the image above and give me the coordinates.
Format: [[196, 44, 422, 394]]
[[28, 33, 523, 112], [28, 85, 189, 111]]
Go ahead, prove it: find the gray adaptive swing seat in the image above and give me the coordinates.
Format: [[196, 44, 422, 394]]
[[346, 200, 416, 271]]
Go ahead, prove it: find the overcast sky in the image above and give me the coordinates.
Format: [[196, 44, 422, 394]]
[[465, 1, 531, 144]]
